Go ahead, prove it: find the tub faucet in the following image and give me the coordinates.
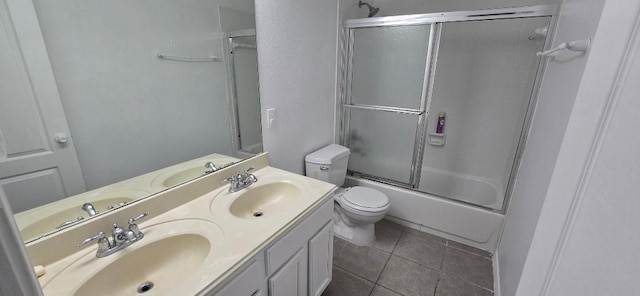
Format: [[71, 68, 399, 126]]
[[204, 162, 218, 174], [82, 203, 99, 216], [77, 212, 149, 258]]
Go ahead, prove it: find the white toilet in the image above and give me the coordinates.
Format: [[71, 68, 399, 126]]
[[305, 144, 390, 246]]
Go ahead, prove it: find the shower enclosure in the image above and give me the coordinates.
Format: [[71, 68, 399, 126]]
[[339, 5, 554, 211]]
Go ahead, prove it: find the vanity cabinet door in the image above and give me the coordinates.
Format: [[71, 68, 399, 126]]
[[213, 257, 266, 296], [268, 246, 308, 296], [308, 221, 333, 296]]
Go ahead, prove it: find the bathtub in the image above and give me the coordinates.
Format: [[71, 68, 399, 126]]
[[418, 167, 504, 210], [345, 174, 505, 252]]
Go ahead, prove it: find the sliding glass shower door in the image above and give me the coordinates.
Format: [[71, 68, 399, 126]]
[[343, 24, 433, 184], [340, 7, 553, 211], [421, 17, 549, 209]]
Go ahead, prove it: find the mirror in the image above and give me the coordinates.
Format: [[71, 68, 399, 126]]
[[0, 0, 262, 243]]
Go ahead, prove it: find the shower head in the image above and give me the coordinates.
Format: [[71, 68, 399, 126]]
[[358, 1, 380, 17]]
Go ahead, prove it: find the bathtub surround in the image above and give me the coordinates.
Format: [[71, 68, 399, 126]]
[[338, 7, 553, 215], [346, 176, 504, 251], [421, 16, 549, 210]]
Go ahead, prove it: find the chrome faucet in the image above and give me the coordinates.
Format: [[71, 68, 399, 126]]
[[82, 203, 99, 216], [204, 162, 218, 174], [77, 212, 149, 258], [223, 167, 258, 193]]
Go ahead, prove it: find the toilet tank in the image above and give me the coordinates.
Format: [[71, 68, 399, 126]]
[[305, 144, 350, 186]]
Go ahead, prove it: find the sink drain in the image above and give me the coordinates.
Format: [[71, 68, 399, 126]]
[[137, 281, 154, 294], [253, 211, 263, 217]]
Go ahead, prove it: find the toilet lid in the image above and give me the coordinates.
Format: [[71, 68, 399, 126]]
[[341, 186, 389, 209]]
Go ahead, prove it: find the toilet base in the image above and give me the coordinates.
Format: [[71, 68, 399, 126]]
[[333, 211, 375, 246]]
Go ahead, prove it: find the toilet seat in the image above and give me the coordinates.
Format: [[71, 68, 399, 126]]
[[337, 186, 389, 212]]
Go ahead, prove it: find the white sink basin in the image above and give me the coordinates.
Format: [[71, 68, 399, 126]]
[[75, 234, 209, 295], [41, 220, 225, 296], [228, 182, 301, 219], [210, 173, 314, 221]]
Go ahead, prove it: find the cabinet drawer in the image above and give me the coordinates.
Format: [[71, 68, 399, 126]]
[[265, 197, 333, 275]]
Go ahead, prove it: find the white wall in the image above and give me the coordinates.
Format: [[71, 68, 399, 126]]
[[33, 0, 250, 189], [219, 5, 256, 32], [511, 1, 640, 294], [255, 0, 339, 174], [544, 21, 640, 295], [496, 0, 606, 294]]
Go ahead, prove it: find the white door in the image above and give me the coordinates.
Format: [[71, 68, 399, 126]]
[[0, 0, 85, 213]]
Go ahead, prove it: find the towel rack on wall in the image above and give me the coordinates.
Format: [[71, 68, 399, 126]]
[[157, 52, 221, 62], [231, 43, 257, 50]]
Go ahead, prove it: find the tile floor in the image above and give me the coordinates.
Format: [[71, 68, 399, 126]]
[[322, 220, 494, 296]]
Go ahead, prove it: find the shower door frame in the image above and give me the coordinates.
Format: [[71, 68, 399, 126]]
[[224, 29, 262, 156], [339, 4, 557, 212]]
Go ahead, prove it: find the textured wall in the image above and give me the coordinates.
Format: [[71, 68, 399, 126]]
[[255, 0, 339, 174], [497, 0, 606, 294]]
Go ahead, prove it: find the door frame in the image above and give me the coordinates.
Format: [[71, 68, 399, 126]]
[[0, 189, 43, 296]]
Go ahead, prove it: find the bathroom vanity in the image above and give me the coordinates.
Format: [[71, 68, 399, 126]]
[[27, 153, 336, 296], [211, 196, 334, 296]]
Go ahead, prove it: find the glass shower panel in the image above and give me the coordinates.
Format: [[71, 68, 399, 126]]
[[350, 25, 431, 109], [347, 108, 418, 184], [231, 36, 262, 154], [420, 17, 549, 209]]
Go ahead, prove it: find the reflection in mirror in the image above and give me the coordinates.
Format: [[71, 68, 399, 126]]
[[229, 32, 263, 158], [0, 0, 262, 243]]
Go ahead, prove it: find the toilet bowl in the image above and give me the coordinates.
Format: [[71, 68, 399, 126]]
[[305, 144, 391, 246], [332, 187, 390, 245]]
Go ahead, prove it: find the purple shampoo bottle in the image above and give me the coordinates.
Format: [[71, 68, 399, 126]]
[[436, 112, 446, 134]]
